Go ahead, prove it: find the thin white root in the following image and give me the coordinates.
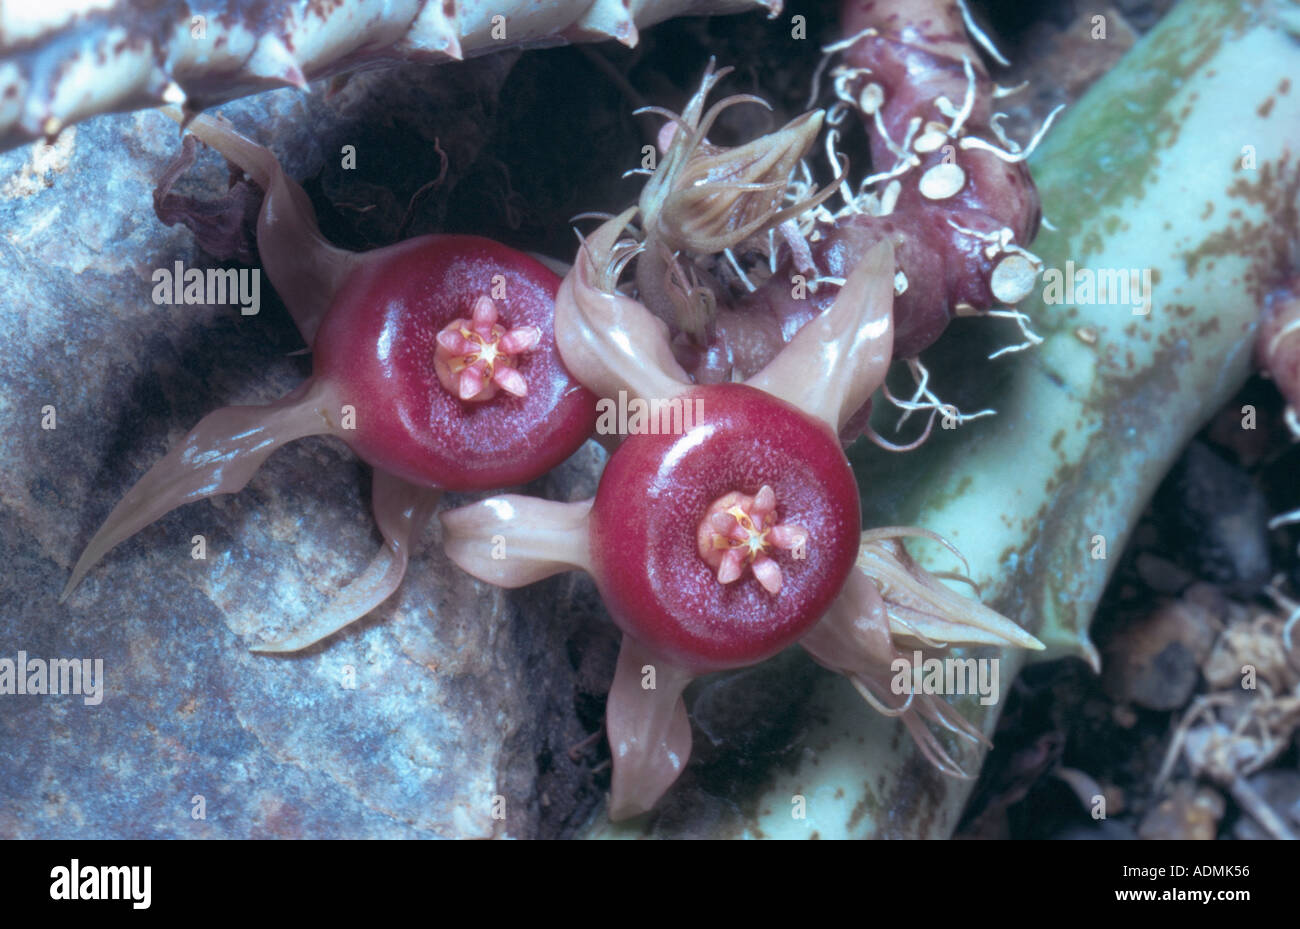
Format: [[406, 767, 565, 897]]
[[1264, 580, 1300, 652], [985, 308, 1045, 358], [863, 415, 936, 452], [959, 104, 1065, 163], [956, 0, 1011, 66], [883, 357, 997, 431]]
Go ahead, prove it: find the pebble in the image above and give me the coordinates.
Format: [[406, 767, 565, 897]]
[[1135, 552, 1194, 595], [1138, 782, 1225, 840], [1102, 587, 1220, 710]]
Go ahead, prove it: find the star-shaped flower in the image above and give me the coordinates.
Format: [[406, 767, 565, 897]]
[[440, 215, 1042, 819]]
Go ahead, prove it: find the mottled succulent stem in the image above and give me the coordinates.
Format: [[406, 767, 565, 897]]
[[835, 0, 1042, 330], [684, 0, 1045, 396], [0, 0, 779, 152]]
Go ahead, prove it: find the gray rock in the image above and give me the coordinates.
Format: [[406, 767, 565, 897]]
[[0, 59, 609, 839]]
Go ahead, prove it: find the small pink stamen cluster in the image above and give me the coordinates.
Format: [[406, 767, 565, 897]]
[[434, 295, 542, 402], [696, 485, 809, 594]]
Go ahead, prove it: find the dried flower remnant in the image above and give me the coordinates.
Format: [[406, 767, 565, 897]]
[[1153, 582, 1300, 840], [637, 63, 829, 256], [631, 61, 841, 338], [630, 0, 1059, 447], [1159, 690, 1300, 840]]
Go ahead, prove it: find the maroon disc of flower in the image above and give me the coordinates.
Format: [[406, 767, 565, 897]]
[[313, 234, 598, 491], [588, 383, 861, 672]]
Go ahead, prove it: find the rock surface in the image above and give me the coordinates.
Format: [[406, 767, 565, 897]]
[[0, 56, 614, 839]]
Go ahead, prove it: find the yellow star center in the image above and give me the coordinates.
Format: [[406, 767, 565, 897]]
[[727, 505, 770, 561], [453, 327, 506, 375]]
